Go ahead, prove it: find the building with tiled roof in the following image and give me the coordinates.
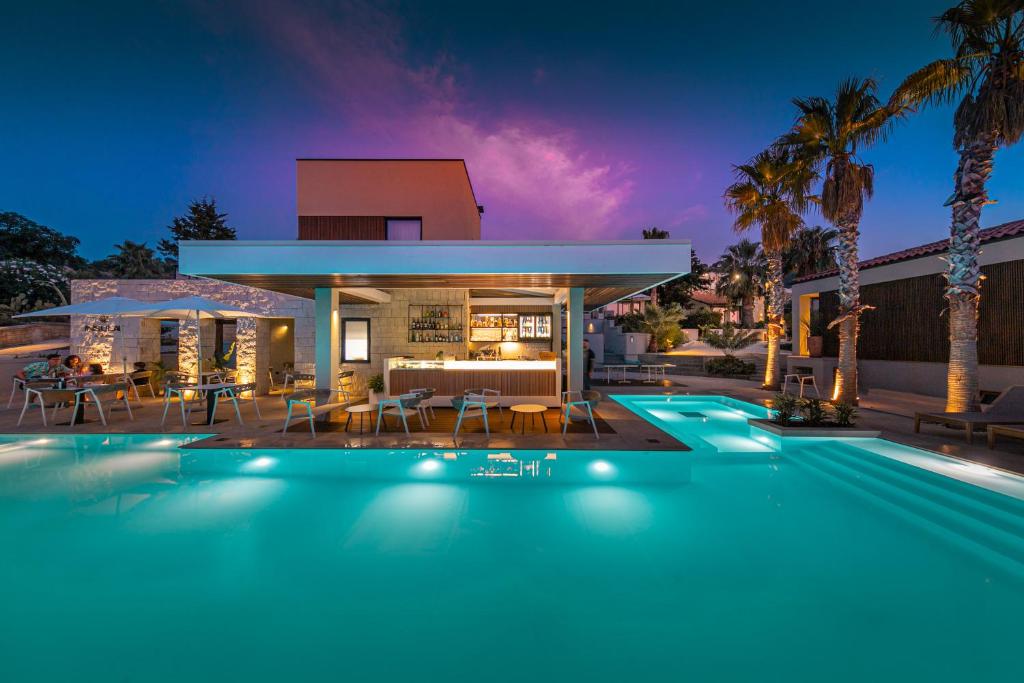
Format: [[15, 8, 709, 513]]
[[789, 219, 1024, 398]]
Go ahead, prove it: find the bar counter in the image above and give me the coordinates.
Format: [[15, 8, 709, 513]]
[[386, 358, 560, 406]]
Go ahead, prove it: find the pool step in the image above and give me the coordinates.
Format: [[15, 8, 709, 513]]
[[820, 444, 1024, 537], [788, 445, 1024, 574]]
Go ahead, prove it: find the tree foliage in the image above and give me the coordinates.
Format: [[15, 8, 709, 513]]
[[641, 302, 686, 352], [97, 241, 172, 279], [784, 226, 839, 279], [0, 212, 84, 270], [159, 197, 236, 260]]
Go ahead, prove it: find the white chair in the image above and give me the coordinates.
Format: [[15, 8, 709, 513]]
[[89, 383, 134, 422], [464, 388, 502, 419], [453, 393, 490, 437], [161, 381, 202, 428], [282, 389, 346, 437], [8, 377, 56, 408], [375, 393, 425, 436], [409, 387, 436, 425], [209, 382, 262, 425], [18, 388, 95, 428], [783, 372, 820, 398], [561, 390, 601, 439]]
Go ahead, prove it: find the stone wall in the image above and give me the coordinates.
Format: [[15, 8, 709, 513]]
[[71, 278, 315, 393], [0, 322, 70, 348], [340, 288, 470, 393]]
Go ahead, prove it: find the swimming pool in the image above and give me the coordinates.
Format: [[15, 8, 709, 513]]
[[1, 397, 1022, 682]]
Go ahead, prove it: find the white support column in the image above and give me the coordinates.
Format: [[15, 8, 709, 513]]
[[314, 287, 339, 391], [567, 287, 584, 394]]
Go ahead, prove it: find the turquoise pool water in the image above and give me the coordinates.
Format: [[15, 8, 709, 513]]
[[1, 398, 1023, 682]]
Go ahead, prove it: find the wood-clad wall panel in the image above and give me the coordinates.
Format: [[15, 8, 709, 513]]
[[298, 216, 386, 240], [390, 369, 556, 397], [816, 258, 1024, 366]]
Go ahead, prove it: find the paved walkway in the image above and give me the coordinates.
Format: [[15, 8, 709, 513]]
[[1, 375, 1021, 475]]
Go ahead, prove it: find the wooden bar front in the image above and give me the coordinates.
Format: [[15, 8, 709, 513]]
[[390, 369, 556, 399]]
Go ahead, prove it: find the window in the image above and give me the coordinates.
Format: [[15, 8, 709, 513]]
[[341, 318, 371, 363], [386, 218, 422, 241]]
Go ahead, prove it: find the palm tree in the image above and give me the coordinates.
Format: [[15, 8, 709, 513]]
[[713, 239, 766, 328], [723, 149, 814, 389], [892, 1, 1024, 412], [107, 240, 166, 279], [641, 302, 685, 352], [784, 226, 839, 279], [642, 227, 670, 240], [641, 227, 670, 305], [779, 77, 899, 404]]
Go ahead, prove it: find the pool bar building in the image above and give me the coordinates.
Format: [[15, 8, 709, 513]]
[[160, 159, 693, 403]]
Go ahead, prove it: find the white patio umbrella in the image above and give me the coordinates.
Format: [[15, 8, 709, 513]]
[[141, 296, 266, 382], [15, 297, 161, 375]]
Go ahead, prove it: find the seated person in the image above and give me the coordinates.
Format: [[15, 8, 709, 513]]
[[62, 354, 84, 377], [87, 363, 104, 376], [16, 354, 63, 381]]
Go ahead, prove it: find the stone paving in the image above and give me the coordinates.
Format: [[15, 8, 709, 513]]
[[2, 374, 1022, 475]]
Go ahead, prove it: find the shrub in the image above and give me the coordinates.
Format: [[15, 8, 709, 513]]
[[771, 393, 799, 425], [660, 326, 688, 350], [682, 309, 722, 330], [615, 312, 645, 333], [706, 356, 755, 377], [833, 402, 857, 427], [800, 398, 828, 426], [703, 323, 762, 353]]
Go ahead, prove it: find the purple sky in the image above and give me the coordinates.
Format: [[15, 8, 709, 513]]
[[2, 1, 1023, 262]]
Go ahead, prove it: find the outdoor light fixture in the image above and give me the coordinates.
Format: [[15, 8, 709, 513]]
[[588, 459, 616, 480], [241, 456, 276, 473]]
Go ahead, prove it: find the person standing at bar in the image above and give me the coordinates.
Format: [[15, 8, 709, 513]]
[[583, 339, 595, 391]]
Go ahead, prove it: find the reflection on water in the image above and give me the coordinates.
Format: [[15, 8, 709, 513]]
[[1, 431, 1022, 682]]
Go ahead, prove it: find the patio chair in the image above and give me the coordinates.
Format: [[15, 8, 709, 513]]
[[375, 393, 425, 436], [464, 387, 503, 419], [161, 381, 202, 428], [282, 389, 347, 437], [561, 390, 602, 439], [18, 387, 101, 428], [409, 387, 436, 424], [8, 377, 57, 408], [209, 382, 262, 425], [915, 385, 1024, 444], [129, 370, 157, 398], [89, 382, 134, 422], [282, 371, 315, 393], [338, 370, 355, 397], [782, 370, 819, 398], [453, 393, 490, 437]]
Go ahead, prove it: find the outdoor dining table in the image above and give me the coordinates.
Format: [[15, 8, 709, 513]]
[[641, 363, 675, 383], [602, 364, 639, 384], [181, 382, 238, 425]]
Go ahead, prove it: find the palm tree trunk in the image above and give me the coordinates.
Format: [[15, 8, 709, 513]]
[[762, 252, 783, 389], [741, 295, 754, 329], [945, 135, 996, 412], [831, 217, 862, 405]]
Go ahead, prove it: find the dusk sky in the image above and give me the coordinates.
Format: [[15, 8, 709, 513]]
[[3, 0, 1023, 261]]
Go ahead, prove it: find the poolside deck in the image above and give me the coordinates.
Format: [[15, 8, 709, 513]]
[[2, 376, 1022, 474], [0, 388, 689, 452]]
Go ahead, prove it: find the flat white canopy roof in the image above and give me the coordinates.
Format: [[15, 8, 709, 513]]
[[179, 239, 691, 308]]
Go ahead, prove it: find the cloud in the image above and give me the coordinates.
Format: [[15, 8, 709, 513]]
[[223, 0, 632, 237]]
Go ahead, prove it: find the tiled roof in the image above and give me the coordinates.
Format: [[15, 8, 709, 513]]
[[689, 290, 730, 306], [793, 219, 1024, 283]]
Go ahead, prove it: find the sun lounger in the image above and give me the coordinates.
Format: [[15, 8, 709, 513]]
[[988, 425, 1024, 449], [915, 386, 1024, 444]]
